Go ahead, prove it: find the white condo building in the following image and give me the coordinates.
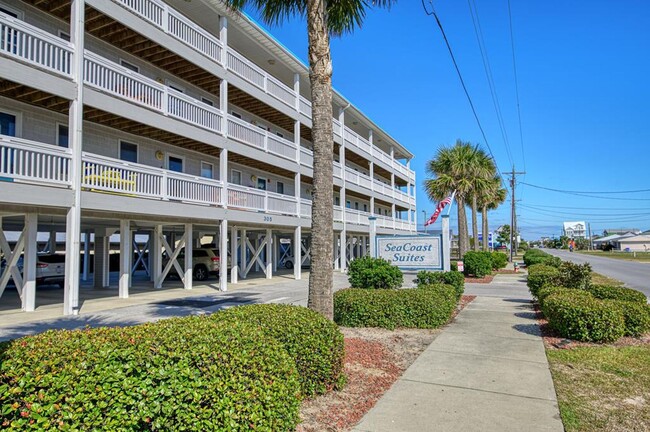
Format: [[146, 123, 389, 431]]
[[0, 0, 416, 315]]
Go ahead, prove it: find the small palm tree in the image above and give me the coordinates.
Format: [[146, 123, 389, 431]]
[[222, 0, 395, 319], [469, 148, 495, 251], [478, 176, 507, 251]]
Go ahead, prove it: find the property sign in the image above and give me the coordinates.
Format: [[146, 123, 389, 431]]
[[375, 235, 443, 270]]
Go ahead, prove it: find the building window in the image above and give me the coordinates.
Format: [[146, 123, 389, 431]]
[[201, 97, 214, 106], [167, 81, 185, 93], [201, 161, 213, 179], [231, 111, 242, 119], [363, 204, 368, 212], [119, 141, 138, 163], [276, 181, 284, 194], [120, 59, 139, 73], [354, 202, 359, 211], [168, 155, 183, 173], [231, 169, 242, 185], [346, 200, 351, 209], [57, 124, 69, 148], [0, 112, 17, 136], [58, 31, 70, 42], [276, 132, 284, 138], [257, 178, 267, 190], [0, 6, 20, 18], [335, 197, 340, 206]]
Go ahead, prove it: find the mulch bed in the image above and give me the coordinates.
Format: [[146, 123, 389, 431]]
[[464, 275, 494, 284], [296, 295, 475, 431]]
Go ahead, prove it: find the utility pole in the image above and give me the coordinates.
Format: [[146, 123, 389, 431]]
[[507, 166, 526, 262], [588, 222, 592, 251]]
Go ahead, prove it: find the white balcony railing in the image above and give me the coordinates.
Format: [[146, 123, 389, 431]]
[[344, 208, 370, 226], [0, 13, 73, 76], [166, 170, 223, 205], [82, 153, 164, 199], [300, 198, 311, 217], [227, 183, 296, 216], [333, 206, 343, 223], [0, 136, 72, 186], [300, 147, 313, 168], [299, 96, 312, 118], [344, 166, 372, 191], [227, 115, 297, 161], [333, 161, 342, 179]]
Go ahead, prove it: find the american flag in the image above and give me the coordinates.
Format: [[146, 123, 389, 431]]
[[425, 195, 453, 226]]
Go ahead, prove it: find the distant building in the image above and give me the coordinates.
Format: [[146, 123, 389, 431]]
[[563, 221, 587, 239], [593, 232, 637, 250], [616, 235, 650, 252], [603, 228, 641, 236]]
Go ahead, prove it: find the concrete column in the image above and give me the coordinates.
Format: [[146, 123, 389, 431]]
[[265, 229, 272, 279], [119, 220, 131, 298], [230, 225, 238, 284], [240, 229, 247, 279], [442, 215, 451, 271], [369, 217, 377, 258], [295, 172, 301, 216], [93, 233, 110, 289], [361, 235, 367, 257], [219, 220, 228, 291], [272, 234, 278, 273], [333, 233, 340, 270], [184, 223, 193, 290], [294, 226, 302, 280], [47, 230, 56, 253], [154, 225, 163, 289], [219, 15, 228, 65], [348, 235, 354, 262], [339, 231, 347, 271], [220, 147, 228, 208], [22, 213, 37, 312], [294, 72, 300, 112], [82, 230, 90, 281]]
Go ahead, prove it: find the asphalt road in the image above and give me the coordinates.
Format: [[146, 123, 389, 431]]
[[544, 249, 650, 298]]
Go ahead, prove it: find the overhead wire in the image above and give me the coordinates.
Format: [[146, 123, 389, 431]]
[[507, 0, 526, 173]]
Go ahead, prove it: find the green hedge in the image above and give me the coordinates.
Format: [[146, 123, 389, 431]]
[[490, 252, 508, 270], [607, 301, 650, 337], [413, 270, 465, 299], [527, 264, 563, 298], [523, 249, 562, 267], [541, 293, 626, 343], [537, 286, 593, 309], [0, 318, 301, 431], [348, 256, 403, 289], [463, 251, 492, 277], [586, 285, 648, 304], [558, 261, 592, 289], [334, 284, 457, 330], [211, 304, 345, 397]]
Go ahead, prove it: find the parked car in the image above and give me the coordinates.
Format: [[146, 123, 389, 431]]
[[162, 248, 224, 281], [282, 250, 311, 269], [0, 253, 66, 287]]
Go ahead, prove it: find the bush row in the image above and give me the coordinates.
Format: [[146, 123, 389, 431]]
[[414, 270, 465, 299], [527, 261, 592, 298], [523, 249, 562, 267], [334, 284, 457, 330], [0, 304, 345, 430], [348, 256, 403, 289]]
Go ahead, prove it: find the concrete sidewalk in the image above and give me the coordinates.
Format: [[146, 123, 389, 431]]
[[353, 279, 564, 432]]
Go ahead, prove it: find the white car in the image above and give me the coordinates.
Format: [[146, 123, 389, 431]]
[[162, 248, 227, 281], [282, 252, 310, 269], [0, 253, 66, 287]]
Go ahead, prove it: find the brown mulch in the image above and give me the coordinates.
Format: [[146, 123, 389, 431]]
[[534, 304, 650, 350], [296, 295, 475, 432], [464, 275, 494, 283]]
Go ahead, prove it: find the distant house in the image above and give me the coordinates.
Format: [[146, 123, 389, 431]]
[[593, 232, 637, 250], [603, 228, 641, 236], [563, 221, 587, 239], [616, 235, 650, 252]]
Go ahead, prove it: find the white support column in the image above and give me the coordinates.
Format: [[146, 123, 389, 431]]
[[333, 233, 340, 270], [339, 231, 346, 271], [294, 226, 302, 280], [63, 0, 85, 316], [230, 225, 238, 284], [47, 230, 56, 253], [272, 234, 278, 273], [22, 213, 37, 312], [240, 229, 247, 279], [295, 172, 301, 216], [218, 220, 228, 291], [119, 220, 131, 298], [265, 229, 272, 279], [93, 231, 110, 289], [220, 148, 228, 208], [154, 225, 163, 288], [294, 72, 300, 112], [82, 230, 90, 281], [184, 223, 193, 290], [369, 217, 377, 258], [219, 15, 228, 66], [361, 235, 367, 257], [348, 235, 354, 263]]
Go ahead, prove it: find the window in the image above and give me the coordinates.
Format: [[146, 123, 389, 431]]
[[257, 178, 267, 190], [335, 197, 340, 206], [231, 111, 242, 119], [276, 181, 284, 194], [58, 31, 70, 42], [57, 124, 69, 148], [201, 161, 213, 179], [231, 169, 242, 185], [346, 200, 351, 209], [354, 202, 359, 211], [201, 97, 214, 106], [384, 209, 388, 216], [168, 155, 183, 173], [276, 132, 284, 138], [119, 141, 138, 163], [363, 204, 368, 212], [0, 112, 17, 136], [167, 81, 184, 93], [120, 59, 139, 73], [0, 6, 20, 18]]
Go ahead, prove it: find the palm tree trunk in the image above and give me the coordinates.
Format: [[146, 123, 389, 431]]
[[482, 205, 489, 252], [457, 196, 469, 257], [306, 0, 334, 320], [471, 194, 479, 251]]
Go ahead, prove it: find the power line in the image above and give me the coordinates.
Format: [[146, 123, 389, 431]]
[[507, 0, 526, 173], [520, 182, 650, 201], [421, 0, 507, 190]]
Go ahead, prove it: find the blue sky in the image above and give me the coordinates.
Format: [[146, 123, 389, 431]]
[[245, 1, 650, 239]]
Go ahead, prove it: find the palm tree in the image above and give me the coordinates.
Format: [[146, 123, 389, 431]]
[[222, 1, 394, 319], [478, 176, 507, 251], [469, 148, 495, 251], [425, 140, 478, 257]]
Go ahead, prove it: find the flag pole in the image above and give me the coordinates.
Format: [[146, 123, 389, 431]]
[[446, 190, 457, 216]]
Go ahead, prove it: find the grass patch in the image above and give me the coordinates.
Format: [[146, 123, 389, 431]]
[[578, 251, 650, 262], [547, 345, 650, 431], [591, 272, 624, 286]]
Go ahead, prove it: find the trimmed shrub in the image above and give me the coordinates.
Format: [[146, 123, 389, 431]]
[[541, 293, 626, 343], [414, 270, 465, 299], [451, 261, 458, 272], [211, 304, 345, 397], [334, 284, 457, 330], [463, 251, 492, 277], [537, 286, 593, 309], [0, 318, 301, 431], [527, 264, 563, 298], [558, 261, 592, 289], [586, 285, 648, 304], [523, 249, 561, 267], [490, 251, 508, 270], [607, 301, 650, 337], [348, 256, 403, 289]]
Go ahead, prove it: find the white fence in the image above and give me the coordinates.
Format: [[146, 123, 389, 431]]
[[0, 136, 72, 186], [227, 115, 297, 161], [166, 171, 223, 205], [345, 208, 370, 226]]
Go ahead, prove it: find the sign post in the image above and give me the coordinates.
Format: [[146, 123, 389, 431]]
[[441, 215, 451, 271]]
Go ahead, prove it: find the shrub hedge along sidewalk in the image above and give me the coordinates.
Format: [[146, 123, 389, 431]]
[[0, 304, 347, 431]]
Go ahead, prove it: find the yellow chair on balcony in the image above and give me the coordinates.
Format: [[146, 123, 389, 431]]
[[82, 167, 137, 196]]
